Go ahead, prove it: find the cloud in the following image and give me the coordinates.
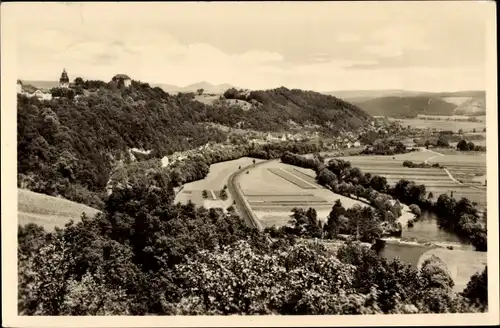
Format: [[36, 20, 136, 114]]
[[361, 24, 430, 59], [363, 45, 404, 58], [336, 32, 361, 43]]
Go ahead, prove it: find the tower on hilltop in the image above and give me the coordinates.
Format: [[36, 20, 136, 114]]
[[59, 68, 70, 88]]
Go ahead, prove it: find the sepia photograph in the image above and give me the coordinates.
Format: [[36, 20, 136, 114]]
[[1, 1, 498, 326]]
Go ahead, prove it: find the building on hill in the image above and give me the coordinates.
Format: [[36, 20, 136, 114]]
[[112, 74, 132, 88], [59, 68, 70, 88], [17, 80, 23, 93]]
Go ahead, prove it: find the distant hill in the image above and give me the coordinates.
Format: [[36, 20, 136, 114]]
[[322, 89, 426, 102], [335, 89, 486, 118], [154, 81, 238, 94], [20, 80, 59, 89], [353, 96, 457, 118], [221, 86, 373, 131]]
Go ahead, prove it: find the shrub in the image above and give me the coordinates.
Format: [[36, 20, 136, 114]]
[[409, 204, 422, 217]]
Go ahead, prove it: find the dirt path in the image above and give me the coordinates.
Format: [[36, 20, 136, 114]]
[[420, 147, 445, 164], [420, 148, 483, 191]]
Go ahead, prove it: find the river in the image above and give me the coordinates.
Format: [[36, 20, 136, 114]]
[[378, 211, 475, 268], [376, 211, 488, 293]]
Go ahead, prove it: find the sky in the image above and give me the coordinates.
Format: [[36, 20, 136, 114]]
[[12, 2, 492, 92]]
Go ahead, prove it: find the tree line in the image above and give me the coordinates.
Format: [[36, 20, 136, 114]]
[[403, 161, 443, 169], [456, 140, 486, 152]]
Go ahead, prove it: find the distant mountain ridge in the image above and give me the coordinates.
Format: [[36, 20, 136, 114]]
[[324, 89, 486, 117], [20, 80, 59, 90], [153, 81, 238, 94], [322, 89, 485, 102]]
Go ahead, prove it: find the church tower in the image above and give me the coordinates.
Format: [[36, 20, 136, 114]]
[[59, 68, 69, 88]]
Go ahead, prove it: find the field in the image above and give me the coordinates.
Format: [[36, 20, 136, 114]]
[[417, 248, 487, 293], [194, 95, 253, 111], [174, 157, 265, 208], [390, 118, 485, 132], [426, 149, 487, 207], [335, 149, 487, 208], [18, 188, 100, 231], [237, 160, 365, 228], [194, 94, 220, 105]]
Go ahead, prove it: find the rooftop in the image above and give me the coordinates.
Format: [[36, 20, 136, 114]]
[[113, 74, 131, 80]]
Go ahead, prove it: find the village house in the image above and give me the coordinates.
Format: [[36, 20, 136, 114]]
[[112, 74, 132, 88], [17, 80, 23, 93], [32, 89, 52, 101]]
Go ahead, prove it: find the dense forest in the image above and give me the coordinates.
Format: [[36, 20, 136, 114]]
[[17, 81, 371, 208], [354, 96, 457, 118], [18, 172, 488, 315], [223, 87, 372, 129]]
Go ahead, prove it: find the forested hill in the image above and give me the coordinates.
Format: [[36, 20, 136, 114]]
[[17, 80, 372, 208], [353, 96, 457, 118], [222, 86, 372, 130]]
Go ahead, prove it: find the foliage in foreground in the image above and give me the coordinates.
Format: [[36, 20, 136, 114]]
[[18, 178, 487, 315]]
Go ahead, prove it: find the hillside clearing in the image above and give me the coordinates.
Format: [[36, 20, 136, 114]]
[[18, 189, 100, 231]]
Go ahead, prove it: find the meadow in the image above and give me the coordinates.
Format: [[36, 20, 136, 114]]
[[391, 118, 485, 132], [174, 157, 265, 208], [18, 188, 100, 231], [194, 95, 253, 111]]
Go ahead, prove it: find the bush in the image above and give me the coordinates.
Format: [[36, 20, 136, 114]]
[[403, 160, 414, 168], [409, 204, 422, 216]]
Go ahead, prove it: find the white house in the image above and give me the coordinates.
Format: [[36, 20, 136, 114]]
[[161, 156, 170, 168], [32, 89, 52, 101], [353, 141, 361, 147]]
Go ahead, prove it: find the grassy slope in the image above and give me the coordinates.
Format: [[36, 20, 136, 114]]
[[18, 188, 100, 231]]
